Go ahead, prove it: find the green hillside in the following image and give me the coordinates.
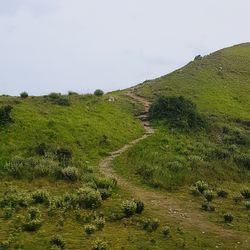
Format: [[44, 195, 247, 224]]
[[136, 43, 250, 120]]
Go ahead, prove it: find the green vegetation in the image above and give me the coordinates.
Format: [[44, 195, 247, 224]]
[[94, 89, 104, 97]]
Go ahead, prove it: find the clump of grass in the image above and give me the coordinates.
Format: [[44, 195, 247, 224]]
[[141, 218, 160, 232], [223, 213, 234, 223], [92, 239, 107, 250], [32, 189, 50, 205], [121, 200, 137, 217], [162, 226, 171, 237], [194, 180, 209, 194], [49, 235, 65, 249], [217, 189, 229, 198], [203, 190, 215, 202], [240, 189, 250, 199], [46, 93, 70, 106], [134, 199, 145, 214], [201, 202, 215, 212], [84, 224, 96, 235], [22, 219, 42, 232], [0, 105, 13, 125], [60, 167, 79, 182], [94, 217, 105, 231]]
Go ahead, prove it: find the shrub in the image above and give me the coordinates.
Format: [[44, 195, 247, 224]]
[[134, 200, 144, 214], [3, 208, 13, 219], [217, 189, 229, 198], [20, 92, 28, 98], [245, 201, 250, 210], [68, 91, 79, 96], [235, 153, 250, 169], [142, 218, 160, 232], [76, 187, 102, 209], [93, 176, 117, 189], [61, 167, 79, 182], [50, 235, 65, 249], [201, 202, 215, 212], [194, 180, 208, 194], [223, 213, 233, 223], [94, 89, 104, 97], [94, 217, 105, 231], [56, 148, 72, 164], [27, 207, 41, 220], [232, 194, 243, 204], [121, 200, 137, 217], [204, 190, 215, 202], [149, 96, 204, 130], [47, 93, 70, 106], [5, 159, 24, 178], [32, 190, 49, 204], [0, 105, 13, 125], [84, 224, 96, 235], [99, 188, 112, 200], [92, 239, 108, 250], [22, 219, 42, 232], [35, 143, 46, 156], [162, 226, 170, 236], [240, 189, 250, 199], [190, 186, 200, 196]]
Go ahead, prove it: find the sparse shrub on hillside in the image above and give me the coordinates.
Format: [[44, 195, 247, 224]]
[[3, 208, 13, 219], [201, 202, 215, 212], [92, 239, 108, 250], [56, 148, 72, 165], [134, 200, 144, 214], [212, 148, 231, 160], [93, 176, 117, 189], [0, 105, 13, 125], [20, 92, 28, 98], [235, 153, 250, 169], [245, 201, 250, 210], [84, 224, 96, 235], [61, 167, 79, 182], [32, 190, 50, 205], [35, 143, 47, 156], [223, 213, 233, 223], [141, 218, 160, 232], [50, 235, 65, 249], [217, 189, 229, 198], [203, 190, 215, 202], [121, 200, 137, 217], [27, 207, 41, 220], [240, 189, 250, 199], [232, 193, 243, 204], [94, 217, 105, 231], [94, 89, 104, 97], [99, 188, 112, 200], [149, 96, 204, 130], [162, 226, 170, 236], [68, 91, 79, 96], [47, 93, 70, 106], [76, 187, 102, 209], [194, 180, 209, 194], [22, 219, 42, 232]]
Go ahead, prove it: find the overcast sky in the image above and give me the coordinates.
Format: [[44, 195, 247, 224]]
[[0, 0, 250, 95]]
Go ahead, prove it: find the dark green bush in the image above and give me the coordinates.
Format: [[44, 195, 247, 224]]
[[201, 202, 215, 212], [35, 143, 46, 156], [47, 93, 70, 106], [235, 153, 250, 169], [162, 226, 170, 236], [50, 235, 65, 249], [76, 187, 102, 209], [20, 92, 28, 98], [149, 96, 204, 130], [240, 189, 250, 199], [217, 189, 229, 198], [0, 105, 13, 125], [32, 190, 50, 204], [134, 200, 144, 214], [121, 200, 137, 217], [223, 213, 233, 223], [22, 219, 42, 232], [203, 190, 214, 202], [56, 148, 72, 164], [194, 180, 208, 194], [94, 89, 104, 96], [84, 224, 96, 235], [142, 218, 160, 232], [99, 188, 112, 200], [61, 167, 79, 182], [94, 217, 105, 231], [232, 194, 243, 204], [92, 239, 107, 250], [27, 207, 41, 220]]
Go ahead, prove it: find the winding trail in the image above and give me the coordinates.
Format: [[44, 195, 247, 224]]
[[100, 92, 250, 246]]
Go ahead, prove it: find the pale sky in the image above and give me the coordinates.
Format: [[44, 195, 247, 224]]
[[0, 0, 250, 95]]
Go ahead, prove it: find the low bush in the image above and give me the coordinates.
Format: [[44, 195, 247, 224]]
[[94, 89, 104, 97], [149, 96, 204, 130], [217, 189, 229, 198], [92, 239, 108, 250], [201, 202, 215, 212], [232, 194, 243, 204], [223, 213, 234, 223], [32, 190, 50, 205], [50, 235, 65, 249], [194, 180, 208, 194], [121, 200, 137, 217], [76, 187, 102, 209], [47, 93, 70, 106], [0, 105, 13, 125], [56, 148, 72, 164], [35, 143, 46, 156], [22, 219, 42, 232], [240, 189, 250, 199], [27, 207, 41, 220], [142, 218, 160, 232], [61, 167, 79, 182], [134, 200, 145, 214], [3, 208, 13, 219], [20, 92, 28, 98], [84, 224, 96, 235], [245, 201, 250, 210], [203, 190, 215, 202], [94, 217, 105, 231], [162, 226, 170, 236], [93, 176, 117, 189], [99, 188, 112, 200], [234, 153, 250, 169]]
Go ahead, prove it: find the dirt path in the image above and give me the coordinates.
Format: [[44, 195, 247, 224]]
[[100, 92, 250, 245]]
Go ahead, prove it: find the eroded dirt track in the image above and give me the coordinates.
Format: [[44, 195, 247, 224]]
[[100, 92, 250, 247]]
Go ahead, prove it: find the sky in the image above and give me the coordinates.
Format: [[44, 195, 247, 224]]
[[0, 0, 250, 96]]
